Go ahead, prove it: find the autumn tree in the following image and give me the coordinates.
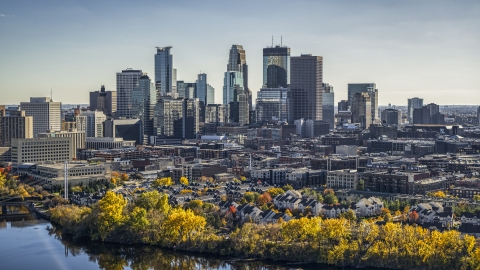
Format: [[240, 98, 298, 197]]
[[256, 192, 272, 206], [281, 184, 294, 192], [323, 188, 335, 196], [163, 208, 206, 245], [409, 210, 419, 223], [339, 209, 357, 221], [96, 191, 127, 240], [266, 187, 285, 197], [152, 177, 173, 188], [179, 176, 189, 186]]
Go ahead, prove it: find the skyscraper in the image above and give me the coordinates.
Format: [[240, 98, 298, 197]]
[[20, 97, 61, 137], [89, 85, 117, 117], [351, 92, 372, 129], [255, 88, 293, 123], [263, 45, 290, 88], [228, 45, 250, 108], [76, 110, 106, 138], [116, 69, 143, 118], [290, 54, 323, 121], [322, 83, 335, 129], [196, 73, 208, 105], [0, 108, 33, 147], [154, 97, 199, 139], [381, 108, 402, 125], [338, 100, 348, 112], [347, 83, 378, 124], [223, 71, 244, 105], [132, 74, 156, 144], [413, 103, 445, 124], [477, 106, 480, 126], [155, 46, 174, 95], [408, 97, 423, 123]]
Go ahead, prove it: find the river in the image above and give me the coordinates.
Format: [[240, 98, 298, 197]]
[[0, 217, 351, 270]]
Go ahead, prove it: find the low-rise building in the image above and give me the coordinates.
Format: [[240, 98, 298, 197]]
[[326, 169, 359, 189]]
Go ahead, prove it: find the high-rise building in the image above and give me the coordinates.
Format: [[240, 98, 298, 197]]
[[263, 45, 290, 88], [155, 46, 175, 95], [132, 74, 156, 144], [196, 73, 207, 105], [347, 83, 378, 124], [338, 100, 348, 112], [413, 103, 445, 124], [116, 69, 143, 118], [223, 71, 244, 105], [177, 81, 196, 99], [351, 92, 372, 129], [104, 118, 142, 145], [0, 108, 33, 147], [381, 108, 402, 125], [89, 85, 117, 117], [205, 104, 226, 125], [76, 111, 106, 138], [407, 97, 424, 123], [154, 97, 199, 139], [477, 106, 480, 126], [20, 97, 61, 137], [290, 54, 323, 121], [207, 84, 215, 105], [227, 45, 250, 108], [322, 83, 334, 129], [229, 86, 249, 126], [255, 88, 293, 123]]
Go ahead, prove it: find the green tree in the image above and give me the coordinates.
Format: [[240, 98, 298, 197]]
[[324, 193, 338, 205], [339, 209, 357, 221]]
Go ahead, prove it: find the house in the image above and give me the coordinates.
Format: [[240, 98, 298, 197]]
[[261, 210, 292, 223], [237, 204, 263, 223], [297, 198, 323, 216], [273, 190, 303, 210], [409, 202, 453, 229], [355, 197, 384, 217], [322, 204, 350, 218], [459, 211, 480, 237], [218, 200, 239, 214]]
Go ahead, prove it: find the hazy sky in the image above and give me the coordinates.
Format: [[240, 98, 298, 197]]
[[1, 0, 479, 105]]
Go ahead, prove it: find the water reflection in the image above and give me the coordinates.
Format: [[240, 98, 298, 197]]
[[48, 225, 333, 270]]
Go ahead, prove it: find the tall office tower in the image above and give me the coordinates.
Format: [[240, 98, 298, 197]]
[[0, 106, 6, 116], [229, 86, 249, 126], [154, 97, 199, 139], [89, 85, 117, 117], [205, 104, 226, 126], [351, 92, 372, 129], [132, 75, 157, 144], [338, 100, 348, 112], [207, 85, 215, 105], [223, 71, 244, 105], [381, 108, 402, 125], [322, 83, 335, 129], [0, 108, 33, 147], [290, 54, 323, 121], [347, 83, 378, 124], [255, 88, 293, 123], [227, 45, 250, 108], [155, 46, 174, 95], [196, 73, 208, 105], [407, 97, 423, 123], [413, 103, 445, 124], [116, 69, 143, 118], [263, 45, 290, 88], [20, 97, 61, 137], [76, 110, 106, 138]]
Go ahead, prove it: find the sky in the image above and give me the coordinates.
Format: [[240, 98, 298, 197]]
[[1, 0, 479, 106]]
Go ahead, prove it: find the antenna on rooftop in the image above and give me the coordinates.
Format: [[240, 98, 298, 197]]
[[50, 86, 55, 102]]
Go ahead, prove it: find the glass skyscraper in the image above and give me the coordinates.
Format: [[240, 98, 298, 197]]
[[347, 83, 378, 123], [263, 46, 290, 88], [116, 69, 142, 118], [322, 83, 335, 129], [155, 46, 174, 95], [255, 87, 293, 123], [407, 97, 423, 123], [132, 75, 156, 144], [223, 71, 244, 105]]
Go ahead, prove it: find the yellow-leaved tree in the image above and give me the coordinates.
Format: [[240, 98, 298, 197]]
[[163, 208, 206, 245], [152, 177, 173, 187], [97, 191, 127, 240], [179, 176, 189, 186]]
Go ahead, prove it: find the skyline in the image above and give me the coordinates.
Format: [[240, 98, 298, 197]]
[[1, 0, 479, 105]]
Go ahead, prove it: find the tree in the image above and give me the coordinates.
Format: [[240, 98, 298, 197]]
[[339, 209, 357, 221], [97, 191, 127, 240], [409, 210, 419, 223], [152, 177, 173, 188], [266, 187, 285, 197], [243, 192, 260, 203], [324, 193, 338, 205], [179, 176, 189, 186], [428, 190, 447, 198], [128, 207, 149, 232], [357, 179, 365, 191], [323, 188, 335, 196], [383, 212, 393, 222], [281, 184, 293, 192], [256, 192, 272, 206], [473, 194, 480, 201], [163, 208, 206, 244], [135, 190, 169, 211]]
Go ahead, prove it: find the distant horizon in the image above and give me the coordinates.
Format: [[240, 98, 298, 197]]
[[1, 0, 479, 106]]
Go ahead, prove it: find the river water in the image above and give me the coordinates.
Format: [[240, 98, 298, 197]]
[[0, 218, 347, 270]]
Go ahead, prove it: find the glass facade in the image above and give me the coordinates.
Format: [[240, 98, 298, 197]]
[[322, 83, 334, 129], [132, 75, 156, 144], [263, 46, 290, 88], [255, 88, 293, 123], [155, 47, 173, 95], [195, 74, 207, 104], [223, 71, 243, 105]]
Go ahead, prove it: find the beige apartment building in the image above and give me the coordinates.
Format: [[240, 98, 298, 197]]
[[11, 137, 74, 166]]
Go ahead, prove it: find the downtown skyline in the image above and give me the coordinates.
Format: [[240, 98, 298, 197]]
[[1, 0, 479, 105]]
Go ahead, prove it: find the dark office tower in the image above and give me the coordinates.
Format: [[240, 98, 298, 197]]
[[322, 83, 334, 129], [116, 69, 143, 118], [155, 46, 175, 95], [256, 88, 293, 123], [290, 54, 323, 121], [154, 97, 199, 139], [407, 97, 423, 123], [338, 100, 348, 112], [132, 74, 156, 144], [351, 92, 372, 129], [381, 108, 402, 125], [229, 86, 249, 126], [89, 85, 117, 117], [347, 83, 378, 123], [263, 45, 290, 88], [413, 103, 445, 124]]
